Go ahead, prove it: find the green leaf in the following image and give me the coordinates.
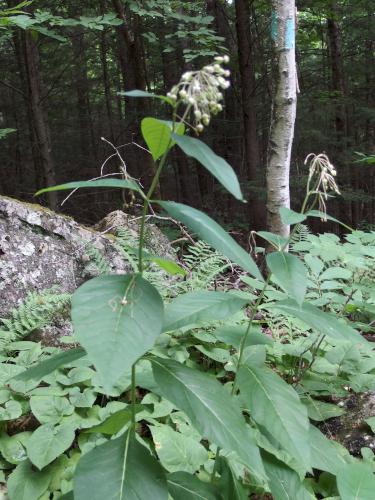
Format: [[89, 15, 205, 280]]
[[35, 178, 141, 197], [213, 324, 273, 348], [147, 256, 186, 276], [172, 134, 244, 201], [262, 451, 314, 500], [217, 457, 248, 500], [74, 431, 168, 500], [337, 463, 375, 500], [163, 291, 248, 332], [309, 425, 350, 475], [0, 431, 30, 465], [7, 460, 51, 500], [319, 267, 352, 280], [71, 274, 164, 392], [30, 395, 74, 425], [256, 231, 288, 250], [270, 299, 366, 345], [365, 416, 375, 432], [26, 424, 75, 469], [12, 348, 86, 383], [280, 207, 307, 226], [151, 357, 266, 482], [238, 364, 311, 471], [266, 252, 308, 306], [121, 89, 174, 105], [141, 119, 184, 161], [301, 398, 345, 422], [306, 210, 353, 231], [158, 202, 263, 281], [150, 424, 208, 473], [141, 117, 173, 161], [167, 471, 221, 500], [85, 408, 137, 435]]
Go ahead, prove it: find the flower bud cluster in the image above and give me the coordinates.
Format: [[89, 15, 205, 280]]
[[167, 55, 231, 133]]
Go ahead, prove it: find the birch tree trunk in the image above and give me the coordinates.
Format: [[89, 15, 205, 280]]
[[266, 0, 297, 237]]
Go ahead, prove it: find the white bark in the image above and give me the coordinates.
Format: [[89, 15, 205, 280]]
[[266, 0, 297, 237]]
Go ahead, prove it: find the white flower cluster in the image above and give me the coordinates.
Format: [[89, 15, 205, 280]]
[[167, 55, 231, 133], [305, 153, 340, 219]]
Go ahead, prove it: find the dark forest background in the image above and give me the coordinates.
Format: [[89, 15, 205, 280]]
[[0, 0, 373, 233]]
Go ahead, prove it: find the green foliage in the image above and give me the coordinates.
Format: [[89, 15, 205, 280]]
[[0, 288, 70, 348], [2, 66, 375, 499], [74, 431, 168, 500], [158, 201, 263, 280], [0, 128, 16, 140], [172, 134, 244, 201], [71, 274, 164, 391]]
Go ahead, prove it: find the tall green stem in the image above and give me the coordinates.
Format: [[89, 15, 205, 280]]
[[130, 363, 137, 431], [137, 105, 191, 274]]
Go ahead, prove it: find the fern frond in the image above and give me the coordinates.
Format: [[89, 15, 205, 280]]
[[115, 227, 138, 272], [0, 288, 71, 348], [84, 244, 112, 274], [289, 224, 311, 251]]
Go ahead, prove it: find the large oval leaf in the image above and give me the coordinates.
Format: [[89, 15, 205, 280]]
[[157, 201, 263, 281], [141, 117, 173, 161], [141, 118, 184, 161], [150, 425, 208, 473], [238, 364, 311, 472], [266, 252, 307, 306], [337, 463, 375, 500], [7, 460, 51, 500], [261, 451, 314, 500], [172, 134, 244, 201], [26, 424, 75, 469], [74, 431, 168, 500], [151, 357, 266, 482], [163, 291, 248, 332], [279, 207, 307, 226], [309, 425, 350, 475], [71, 274, 164, 392], [269, 299, 367, 345]]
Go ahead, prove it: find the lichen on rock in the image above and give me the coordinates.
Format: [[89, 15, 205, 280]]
[[0, 197, 174, 346]]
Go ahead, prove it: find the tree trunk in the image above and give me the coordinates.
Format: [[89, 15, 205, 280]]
[[23, 31, 57, 210], [235, 0, 260, 182], [112, 0, 159, 195], [266, 1, 297, 237], [326, 2, 352, 226], [70, 26, 97, 171]]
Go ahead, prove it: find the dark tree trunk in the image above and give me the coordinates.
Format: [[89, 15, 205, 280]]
[[23, 31, 57, 209], [112, 0, 158, 195], [235, 0, 260, 182]]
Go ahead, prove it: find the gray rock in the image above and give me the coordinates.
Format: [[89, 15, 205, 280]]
[[0, 197, 174, 346], [94, 210, 176, 260]]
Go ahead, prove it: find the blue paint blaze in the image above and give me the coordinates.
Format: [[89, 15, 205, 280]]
[[285, 18, 295, 49]]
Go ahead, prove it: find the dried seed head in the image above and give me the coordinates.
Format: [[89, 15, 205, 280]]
[[305, 153, 341, 220]]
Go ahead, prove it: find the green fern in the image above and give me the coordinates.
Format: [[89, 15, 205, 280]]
[[114, 227, 139, 272], [0, 288, 71, 348], [84, 244, 112, 274], [289, 224, 311, 251], [176, 241, 230, 293]]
